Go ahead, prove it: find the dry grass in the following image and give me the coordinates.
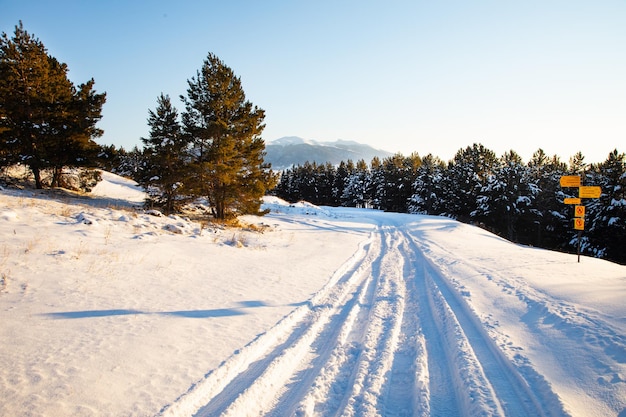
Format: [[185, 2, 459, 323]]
[[226, 233, 248, 248], [24, 237, 41, 254], [0, 245, 9, 268], [0, 272, 7, 293], [59, 205, 73, 217]]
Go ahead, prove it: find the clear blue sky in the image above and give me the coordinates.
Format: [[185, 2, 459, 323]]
[[2, 0, 625, 163]]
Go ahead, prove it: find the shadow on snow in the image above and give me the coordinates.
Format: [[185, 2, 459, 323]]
[[42, 300, 270, 319]]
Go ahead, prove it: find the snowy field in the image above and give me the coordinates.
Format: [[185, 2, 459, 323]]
[[1, 171, 625, 417]]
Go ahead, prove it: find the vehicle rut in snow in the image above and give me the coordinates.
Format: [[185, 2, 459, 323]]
[[406, 229, 561, 417], [158, 221, 564, 417]]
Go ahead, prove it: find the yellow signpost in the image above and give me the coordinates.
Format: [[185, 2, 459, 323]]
[[560, 175, 581, 187], [579, 186, 602, 199], [574, 206, 585, 217], [574, 218, 585, 231], [564, 198, 581, 205], [574, 205, 585, 217], [559, 176, 601, 263]]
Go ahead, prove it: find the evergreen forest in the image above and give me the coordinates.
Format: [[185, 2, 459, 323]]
[[272, 145, 626, 265]]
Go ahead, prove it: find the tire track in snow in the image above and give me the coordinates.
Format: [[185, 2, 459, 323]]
[[378, 232, 428, 417], [409, 234, 576, 416], [262, 230, 387, 417], [219, 226, 408, 416], [159, 224, 431, 417], [405, 228, 562, 417], [159, 216, 565, 417], [156, 232, 376, 417], [329, 227, 406, 417], [295, 227, 428, 417]]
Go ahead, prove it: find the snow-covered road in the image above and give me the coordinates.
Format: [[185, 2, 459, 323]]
[[159, 210, 579, 417]]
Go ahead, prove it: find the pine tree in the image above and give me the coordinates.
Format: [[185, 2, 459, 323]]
[[0, 22, 105, 188], [0, 22, 50, 183], [528, 149, 569, 249], [472, 150, 539, 241], [445, 144, 498, 220], [181, 53, 276, 219], [273, 169, 296, 202], [333, 160, 353, 206], [569, 151, 587, 175], [116, 146, 146, 180], [315, 162, 336, 206], [341, 159, 370, 208], [294, 162, 318, 203], [586, 150, 626, 263], [48, 77, 105, 187], [139, 94, 190, 214], [97, 144, 123, 173], [368, 156, 385, 210], [408, 154, 445, 215], [375, 153, 421, 213]]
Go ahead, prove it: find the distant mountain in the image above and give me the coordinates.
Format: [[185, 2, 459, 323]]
[[264, 136, 393, 170]]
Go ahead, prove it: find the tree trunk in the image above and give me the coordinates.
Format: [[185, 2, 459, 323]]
[[32, 166, 43, 189], [215, 200, 225, 220], [51, 166, 62, 188]]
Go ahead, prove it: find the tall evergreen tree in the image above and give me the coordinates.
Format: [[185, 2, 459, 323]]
[[293, 162, 318, 203], [333, 160, 353, 205], [0, 21, 50, 181], [47, 77, 105, 187], [273, 168, 297, 202], [315, 162, 336, 206], [341, 159, 370, 208], [472, 150, 539, 241], [528, 149, 569, 249], [368, 156, 385, 210], [376, 153, 421, 213], [445, 144, 498, 220], [181, 53, 276, 219], [116, 146, 146, 180], [408, 153, 446, 215], [139, 94, 190, 214], [569, 151, 587, 175], [0, 22, 105, 188], [585, 150, 626, 263]]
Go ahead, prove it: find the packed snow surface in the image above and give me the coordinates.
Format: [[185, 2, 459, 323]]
[[1, 172, 625, 417]]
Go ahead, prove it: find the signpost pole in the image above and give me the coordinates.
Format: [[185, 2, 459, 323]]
[[577, 231, 582, 263]]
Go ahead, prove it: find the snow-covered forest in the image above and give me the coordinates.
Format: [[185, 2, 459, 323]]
[[272, 145, 626, 265]]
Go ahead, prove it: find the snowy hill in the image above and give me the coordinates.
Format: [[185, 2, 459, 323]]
[[1, 171, 625, 417], [265, 136, 394, 170]]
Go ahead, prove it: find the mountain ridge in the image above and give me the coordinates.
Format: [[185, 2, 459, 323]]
[[264, 136, 393, 170]]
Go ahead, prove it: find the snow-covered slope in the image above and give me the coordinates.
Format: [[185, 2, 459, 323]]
[[1, 172, 624, 416]]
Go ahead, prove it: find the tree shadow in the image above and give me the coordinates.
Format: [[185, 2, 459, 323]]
[[44, 309, 143, 319], [236, 300, 268, 308], [42, 300, 270, 319], [161, 308, 245, 318]]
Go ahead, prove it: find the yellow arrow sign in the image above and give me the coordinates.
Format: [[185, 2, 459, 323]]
[[574, 218, 585, 230], [579, 186, 601, 199], [564, 198, 581, 205], [560, 175, 581, 187], [575, 205, 585, 217]]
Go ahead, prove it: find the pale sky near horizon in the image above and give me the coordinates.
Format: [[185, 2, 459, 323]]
[[2, 1, 625, 163]]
